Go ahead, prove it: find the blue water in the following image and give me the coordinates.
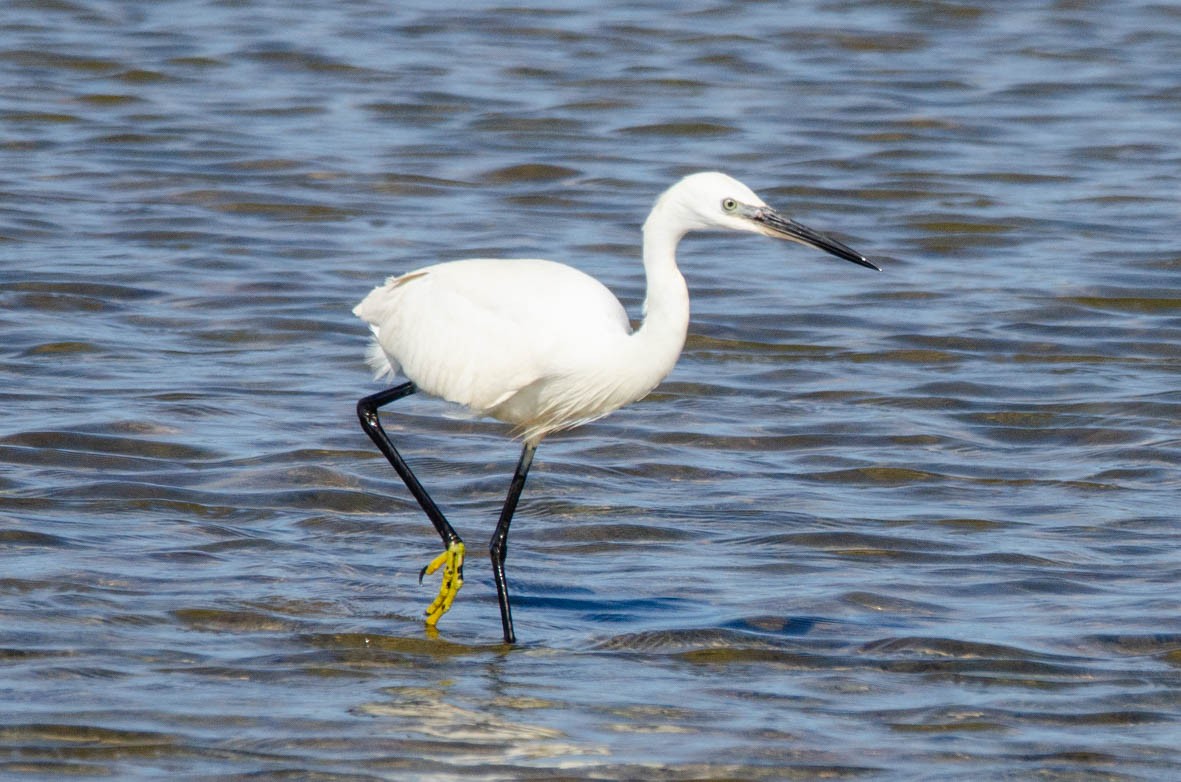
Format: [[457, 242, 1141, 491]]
[[3, 1, 1181, 779]]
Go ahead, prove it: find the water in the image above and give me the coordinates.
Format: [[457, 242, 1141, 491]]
[[3, 0, 1181, 778]]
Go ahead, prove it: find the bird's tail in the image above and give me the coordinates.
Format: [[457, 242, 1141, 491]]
[[364, 325, 399, 380]]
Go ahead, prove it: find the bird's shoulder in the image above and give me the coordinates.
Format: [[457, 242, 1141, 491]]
[[381, 258, 629, 329]]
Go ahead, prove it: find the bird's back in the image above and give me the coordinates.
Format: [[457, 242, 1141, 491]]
[[354, 258, 634, 431]]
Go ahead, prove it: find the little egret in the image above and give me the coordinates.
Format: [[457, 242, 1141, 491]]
[[355, 171, 879, 643]]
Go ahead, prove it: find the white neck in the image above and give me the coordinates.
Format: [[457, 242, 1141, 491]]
[[629, 205, 691, 386]]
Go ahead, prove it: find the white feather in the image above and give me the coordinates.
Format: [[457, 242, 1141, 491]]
[[353, 172, 877, 444]]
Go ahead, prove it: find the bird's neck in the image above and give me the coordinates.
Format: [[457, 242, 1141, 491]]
[[632, 219, 690, 379]]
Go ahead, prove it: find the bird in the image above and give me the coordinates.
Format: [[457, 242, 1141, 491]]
[[354, 171, 879, 644]]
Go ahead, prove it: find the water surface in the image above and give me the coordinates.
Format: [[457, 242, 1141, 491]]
[[3, 1, 1181, 779]]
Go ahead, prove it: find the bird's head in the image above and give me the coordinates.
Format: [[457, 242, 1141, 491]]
[[650, 171, 880, 271]]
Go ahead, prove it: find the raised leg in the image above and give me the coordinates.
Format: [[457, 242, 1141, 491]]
[[357, 382, 464, 627], [489, 441, 538, 644]]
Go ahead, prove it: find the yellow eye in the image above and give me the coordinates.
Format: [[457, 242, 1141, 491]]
[[721, 198, 738, 213]]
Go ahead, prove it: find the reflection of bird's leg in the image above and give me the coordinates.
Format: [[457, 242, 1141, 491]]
[[357, 382, 465, 627], [489, 442, 537, 644]]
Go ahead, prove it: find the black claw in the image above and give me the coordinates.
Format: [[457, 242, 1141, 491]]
[[418, 564, 429, 584]]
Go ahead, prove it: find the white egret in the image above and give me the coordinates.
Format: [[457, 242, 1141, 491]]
[[355, 171, 879, 643]]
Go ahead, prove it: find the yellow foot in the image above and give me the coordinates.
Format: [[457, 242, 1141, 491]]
[[420, 540, 465, 627]]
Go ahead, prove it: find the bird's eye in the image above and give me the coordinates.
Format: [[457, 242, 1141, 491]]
[[721, 198, 738, 213]]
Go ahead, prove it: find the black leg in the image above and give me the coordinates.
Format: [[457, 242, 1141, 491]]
[[489, 441, 537, 644], [356, 382, 460, 548], [358, 382, 466, 627]]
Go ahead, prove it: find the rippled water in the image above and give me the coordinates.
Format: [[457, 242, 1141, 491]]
[[4, 0, 1181, 778]]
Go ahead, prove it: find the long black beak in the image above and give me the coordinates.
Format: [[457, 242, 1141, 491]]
[[752, 207, 881, 271]]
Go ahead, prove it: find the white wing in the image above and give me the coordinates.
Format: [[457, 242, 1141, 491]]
[[353, 258, 632, 415]]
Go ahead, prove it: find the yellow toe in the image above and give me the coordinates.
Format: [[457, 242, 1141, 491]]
[[422, 540, 465, 627]]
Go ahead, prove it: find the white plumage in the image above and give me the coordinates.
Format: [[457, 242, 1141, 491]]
[[353, 171, 879, 642], [354, 258, 645, 443]]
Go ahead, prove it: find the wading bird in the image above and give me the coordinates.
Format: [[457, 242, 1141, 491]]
[[355, 171, 879, 643]]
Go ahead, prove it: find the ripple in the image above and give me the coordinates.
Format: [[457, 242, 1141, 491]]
[[169, 189, 355, 221], [618, 121, 738, 137], [4, 0, 1181, 778], [483, 163, 582, 183], [1, 430, 218, 461], [172, 607, 306, 633]]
